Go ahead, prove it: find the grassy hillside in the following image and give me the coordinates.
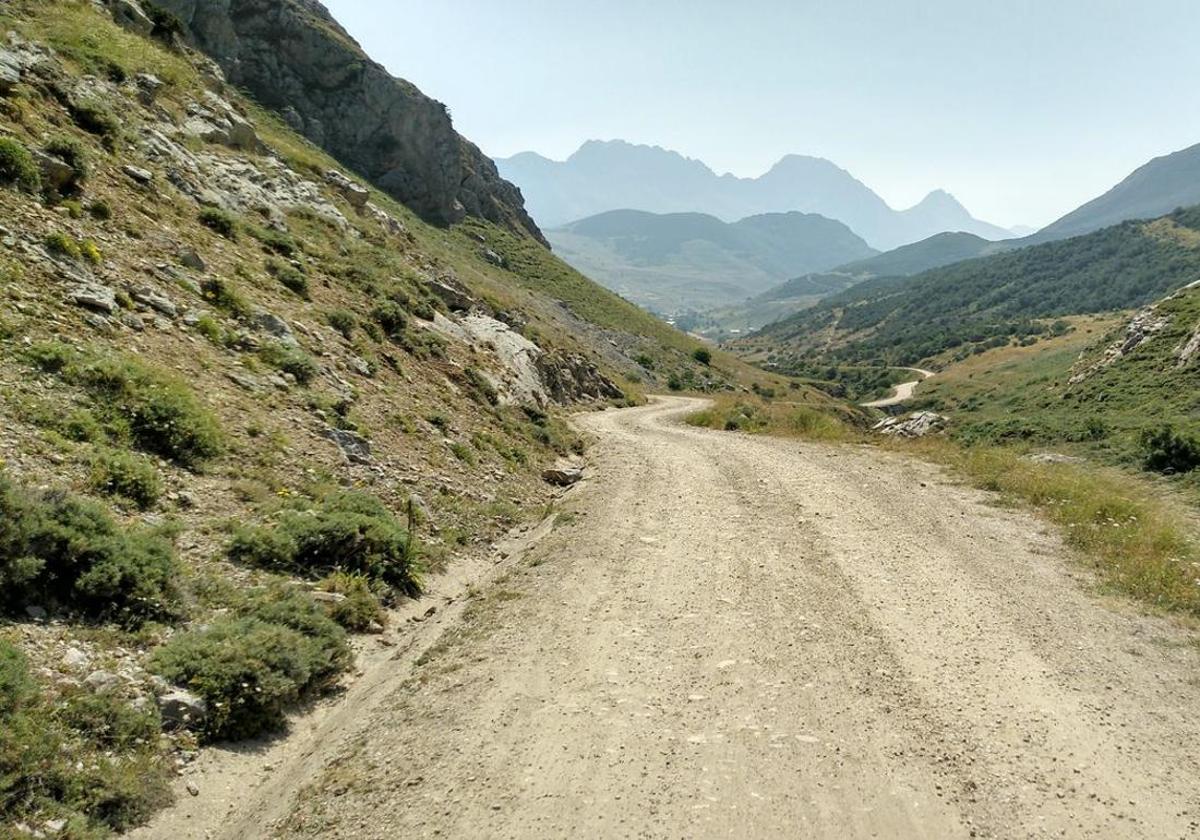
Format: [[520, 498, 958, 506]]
[[740, 207, 1200, 368], [0, 2, 825, 834], [833, 230, 1006, 278]]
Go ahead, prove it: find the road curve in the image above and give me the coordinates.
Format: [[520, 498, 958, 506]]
[[861, 367, 936, 408], [278, 396, 1200, 839]]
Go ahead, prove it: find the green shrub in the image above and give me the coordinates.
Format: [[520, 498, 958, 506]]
[[325, 309, 357, 340], [0, 137, 40, 193], [634, 353, 654, 370], [88, 449, 162, 509], [149, 589, 350, 741], [692, 347, 712, 365], [1, 641, 171, 835], [258, 341, 319, 385], [199, 276, 248, 317], [194, 314, 233, 347], [1140, 425, 1200, 474], [267, 259, 309, 297], [317, 572, 385, 631], [43, 134, 89, 195], [228, 491, 421, 595], [88, 199, 113, 221], [250, 226, 298, 257], [370, 301, 407, 337], [79, 238, 103, 265], [44, 231, 82, 260], [70, 353, 224, 466], [143, 1, 185, 40], [0, 473, 182, 624], [69, 99, 119, 141], [198, 207, 238, 240], [62, 408, 105, 443], [667, 374, 683, 391]]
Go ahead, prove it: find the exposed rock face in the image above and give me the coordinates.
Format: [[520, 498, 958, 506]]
[[150, 0, 546, 244], [1069, 305, 1170, 385], [535, 351, 625, 403], [872, 411, 946, 438]]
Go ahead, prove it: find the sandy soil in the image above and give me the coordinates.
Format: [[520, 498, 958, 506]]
[[142, 397, 1200, 839]]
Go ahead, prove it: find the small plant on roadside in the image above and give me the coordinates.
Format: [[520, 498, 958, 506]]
[[317, 572, 386, 631], [228, 491, 421, 595], [1140, 425, 1200, 475]]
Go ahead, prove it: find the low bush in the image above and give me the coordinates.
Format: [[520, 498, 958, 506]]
[[692, 347, 712, 365], [258, 341, 319, 385], [44, 231, 82, 260], [250, 225, 298, 257], [0, 472, 182, 624], [88, 199, 113, 221], [69, 99, 119, 141], [267, 259, 309, 297], [150, 588, 350, 740], [28, 343, 223, 466], [79, 238, 103, 265], [228, 491, 421, 595], [199, 276, 248, 316], [1140, 425, 1200, 475], [88, 448, 162, 509], [370, 301, 407, 337], [0, 137, 41, 193], [0, 642, 172, 835], [326, 309, 356, 340], [198, 207, 238, 240], [317, 572, 386, 631]]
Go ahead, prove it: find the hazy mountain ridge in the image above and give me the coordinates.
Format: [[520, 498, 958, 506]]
[[546, 208, 876, 313], [497, 140, 1013, 249]]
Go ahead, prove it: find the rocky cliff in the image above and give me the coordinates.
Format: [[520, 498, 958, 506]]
[[149, 0, 547, 244]]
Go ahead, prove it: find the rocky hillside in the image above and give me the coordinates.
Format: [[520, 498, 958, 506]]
[[149, 0, 546, 243], [0, 2, 807, 835]]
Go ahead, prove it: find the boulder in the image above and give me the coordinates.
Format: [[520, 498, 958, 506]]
[[69, 283, 118, 314], [33, 150, 77, 193], [252, 310, 297, 344], [134, 72, 164, 105], [61, 647, 91, 670], [542, 466, 583, 487], [179, 248, 206, 271], [0, 50, 20, 93], [122, 164, 154, 184], [480, 248, 506, 268], [157, 688, 208, 730], [128, 285, 177, 317], [325, 170, 370, 208], [427, 276, 476, 312]]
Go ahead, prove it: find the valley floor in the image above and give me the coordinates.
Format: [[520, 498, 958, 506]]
[[151, 398, 1200, 839]]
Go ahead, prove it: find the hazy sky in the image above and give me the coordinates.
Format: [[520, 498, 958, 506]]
[[322, 1, 1200, 229]]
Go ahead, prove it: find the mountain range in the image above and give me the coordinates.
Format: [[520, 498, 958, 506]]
[[497, 140, 1014, 250], [546, 209, 876, 313]]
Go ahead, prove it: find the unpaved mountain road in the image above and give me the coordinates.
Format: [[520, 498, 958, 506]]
[[189, 397, 1200, 839], [861, 368, 937, 408]]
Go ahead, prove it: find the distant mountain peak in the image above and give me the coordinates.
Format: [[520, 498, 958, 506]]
[[496, 139, 1011, 248]]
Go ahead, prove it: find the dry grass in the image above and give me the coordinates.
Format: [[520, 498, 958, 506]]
[[894, 438, 1200, 616], [685, 393, 858, 442]]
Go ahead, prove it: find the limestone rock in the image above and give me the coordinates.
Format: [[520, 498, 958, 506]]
[[122, 164, 154, 184], [69, 283, 117, 314], [542, 466, 583, 487], [325, 170, 370, 208], [152, 0, 546, 243], [33, 150, 77, 194], [83, 670, 122, 695], [535, 350, 625, 403], [0, 49, 20, 93], [872, 411, 946, 438], [157, 689, 208, 730], [106, 0, 154, 36]]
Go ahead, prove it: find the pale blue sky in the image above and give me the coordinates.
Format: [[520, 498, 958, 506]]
[[322, 1, 1200, 228]]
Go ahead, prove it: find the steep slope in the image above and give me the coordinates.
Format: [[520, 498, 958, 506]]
[[738, 207, 1200, 366], [0, 3, 824, 835], [497, 139, 1012, 249], [1030, 142, 1200, 244], [546, 209, 875, 313], [152, 0, 546, 243]]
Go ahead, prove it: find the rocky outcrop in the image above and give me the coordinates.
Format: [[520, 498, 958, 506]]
[[1069, 305, 1170, 385], [535, 351, 625, 403], [872, 411, 946, 438], [148, 0, 546, 244]]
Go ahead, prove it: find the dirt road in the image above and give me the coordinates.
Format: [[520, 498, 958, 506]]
[[862, 368, 936, 408], [191, 397, 1199, 839]]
